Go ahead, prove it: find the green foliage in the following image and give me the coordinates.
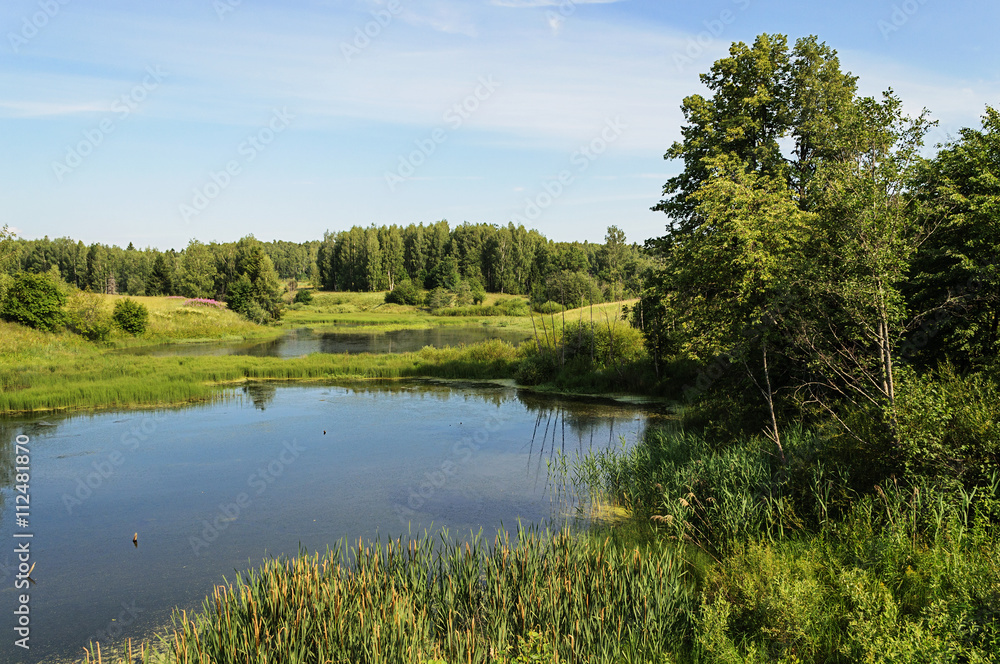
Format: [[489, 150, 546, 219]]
[[225, 239, 283, 323], [385, 279, 422, 305], [541, 270, 603, 309], [65, 291, 114, 342], [469, 278, 487, 305], [433, 298, 530, 318], [514, 350, 558, 386], [425, 286, 453, 309], [106, 527, 695, 664], [533, 300, 565, 315], [178, 239, 217, 299], [906, 105, 1000, 370], [112, 298, 149, 335], [0, 271, 66, 331], [895, 367, 1000, 486], [0, 272, 12, 304], [293, 288, 313, 305]]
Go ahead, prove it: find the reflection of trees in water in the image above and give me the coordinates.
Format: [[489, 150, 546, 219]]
[[335, 380, 516, 409], [0, 419, 61, 513], [517, 391, 650, 443], [242, 383, 277, 410], [524, 402, 649, 493]]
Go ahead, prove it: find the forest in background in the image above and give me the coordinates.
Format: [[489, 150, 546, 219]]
[[0, 220, 648, 306]]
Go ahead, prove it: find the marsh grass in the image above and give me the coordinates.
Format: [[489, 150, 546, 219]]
[[83, 527, 696, 664], [0, 340, 525, 413]]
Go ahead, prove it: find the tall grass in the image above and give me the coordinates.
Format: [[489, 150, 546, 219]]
[[84, 527, 696, 664], [564, 423, 1000, 662]]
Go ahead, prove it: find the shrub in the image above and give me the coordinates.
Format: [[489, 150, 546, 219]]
[[293, 289, 313, 305], [385, 280, 422, 306], [493, 298, 530, 316], [425, 287, 452, 309], [66, 290, 113, 342], [515, 350, 558, 385], [0, 271, 66, 331], [895, 366, 1000, 487], [534, 300, 565, 315], [559, 320, 646, 368], [542, 270, 603, 309], [469, 278, 486, 305], [112, 297, 149, 335]]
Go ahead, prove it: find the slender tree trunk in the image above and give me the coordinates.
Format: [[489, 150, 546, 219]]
[[761, 340, 784, 463]]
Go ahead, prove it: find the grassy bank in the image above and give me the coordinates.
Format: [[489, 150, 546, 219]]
[[1, 295, 654, 414], [0, 339, 522, 414]]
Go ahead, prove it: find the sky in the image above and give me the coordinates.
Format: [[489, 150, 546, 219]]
[[1, 0, 998, 251]]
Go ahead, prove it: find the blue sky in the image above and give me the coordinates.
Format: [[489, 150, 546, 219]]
[[2, 0, 997, 250]]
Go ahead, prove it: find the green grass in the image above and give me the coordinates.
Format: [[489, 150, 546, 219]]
[[0, 339, 525, 414], [84, 526, 696, 664]]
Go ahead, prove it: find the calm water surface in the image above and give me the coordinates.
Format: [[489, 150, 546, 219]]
[[0, 381, 667, 663], [124, 326, 532, 358]]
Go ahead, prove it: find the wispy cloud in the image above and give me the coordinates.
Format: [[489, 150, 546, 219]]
[[0, 100, 108, 118]]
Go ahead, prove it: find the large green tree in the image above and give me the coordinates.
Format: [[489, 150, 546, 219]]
[[905, 106, 1000, 369]]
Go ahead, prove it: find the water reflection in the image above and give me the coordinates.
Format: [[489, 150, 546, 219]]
[[0, 381, 668, 662], [122, 326, 532, 358]]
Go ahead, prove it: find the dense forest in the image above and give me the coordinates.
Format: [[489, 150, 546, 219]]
[[0, 221, 648, 313]]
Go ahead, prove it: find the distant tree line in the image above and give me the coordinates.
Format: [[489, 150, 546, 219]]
[[1, 221, 651, 311], [317, 221, 648, 306]]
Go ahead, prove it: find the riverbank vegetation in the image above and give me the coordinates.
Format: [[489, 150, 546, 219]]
[[5, 29, 999, 663]]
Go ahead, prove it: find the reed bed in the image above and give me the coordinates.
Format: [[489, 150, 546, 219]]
[[84, 528, 696, 664]]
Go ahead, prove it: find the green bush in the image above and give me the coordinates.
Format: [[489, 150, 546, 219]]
[[425, 287, 452, 309], [470, 278, 486, 305], [493, 298, 530, 316], [559, 320, 646, 368], [533, 300, 565, 315], [515, 350, 558, 385], [0, 271, 66, 331], [66, 290, 113, 342], [895, 366, 1000, 487], [293, 289, 313, 304], [384, 280, 422, 306], [112, 297, 149, 335]]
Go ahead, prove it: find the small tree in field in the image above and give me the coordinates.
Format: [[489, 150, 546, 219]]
[[112, 298, 149, 335], [0, 272, 66, 331]]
